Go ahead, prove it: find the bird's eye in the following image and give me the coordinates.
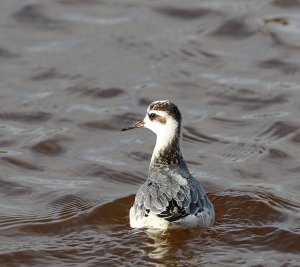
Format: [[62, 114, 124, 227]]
[[148, 113, 157, 120]]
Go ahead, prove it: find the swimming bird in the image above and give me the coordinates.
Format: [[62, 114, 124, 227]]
[[121, 100, 215, 229]]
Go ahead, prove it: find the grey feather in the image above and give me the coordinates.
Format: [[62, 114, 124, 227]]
[[132, 162, 211, 221], [144, 195, 151, 210], [190, 188, 198, 203]]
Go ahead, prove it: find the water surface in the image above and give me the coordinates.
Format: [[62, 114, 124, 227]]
[[0, 0, 300, 266]]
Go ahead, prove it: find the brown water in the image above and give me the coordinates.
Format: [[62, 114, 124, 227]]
[[0, 0, 300, 266]]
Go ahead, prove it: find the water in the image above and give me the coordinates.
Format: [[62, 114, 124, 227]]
[[0, 0, 300, 266]]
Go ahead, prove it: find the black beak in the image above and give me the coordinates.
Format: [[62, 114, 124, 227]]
[[121, 120, 144, 131]]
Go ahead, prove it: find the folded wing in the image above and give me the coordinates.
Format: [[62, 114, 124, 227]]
[[134, 174, 209, 222]]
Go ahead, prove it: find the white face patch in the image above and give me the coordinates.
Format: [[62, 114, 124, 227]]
[[143, 110, 173, 134]]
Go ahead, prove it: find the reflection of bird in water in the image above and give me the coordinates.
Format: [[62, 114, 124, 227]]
[[144, 228, 199, 263], [122, 100, 215, 229], [146, 230, 171, 261]]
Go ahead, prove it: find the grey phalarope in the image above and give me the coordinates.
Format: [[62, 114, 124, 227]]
[[122, 100, 215, 229]]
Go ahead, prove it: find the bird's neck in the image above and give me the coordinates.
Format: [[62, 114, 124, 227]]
[[150, 126, 183, 168]]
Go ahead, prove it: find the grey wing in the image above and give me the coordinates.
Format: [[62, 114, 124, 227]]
[[133, 176, 209, 222], [185, 177, 210, 215], [133, 181, 170, 217]]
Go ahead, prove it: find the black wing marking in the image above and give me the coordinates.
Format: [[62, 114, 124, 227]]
[[156, 198, 189, 222]]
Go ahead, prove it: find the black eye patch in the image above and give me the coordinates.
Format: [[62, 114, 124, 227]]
[[148, 113, 167, 124], [148, 113, 158, 120]]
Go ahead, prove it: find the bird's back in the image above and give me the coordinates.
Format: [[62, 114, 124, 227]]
[[130, 163, 215, 229]]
